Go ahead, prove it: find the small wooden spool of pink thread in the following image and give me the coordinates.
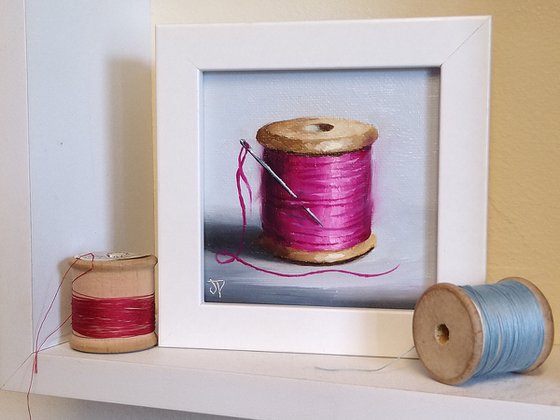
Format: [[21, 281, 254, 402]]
[[256, 117, 379, 264], [70, 252, 158, 354]]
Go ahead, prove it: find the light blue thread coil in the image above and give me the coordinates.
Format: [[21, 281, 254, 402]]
[[462, 280, 545, 378]]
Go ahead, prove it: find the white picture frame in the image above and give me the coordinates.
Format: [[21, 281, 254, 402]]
[[156, 17, 491, 356]]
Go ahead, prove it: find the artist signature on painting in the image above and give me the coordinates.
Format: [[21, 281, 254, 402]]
[[207, 278, 226, 298]]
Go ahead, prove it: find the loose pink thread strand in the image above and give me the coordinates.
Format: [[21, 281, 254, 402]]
[[27, 253, 95, 420]]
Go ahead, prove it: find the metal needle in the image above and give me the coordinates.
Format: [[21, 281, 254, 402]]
[[240, 139, 323, 227]]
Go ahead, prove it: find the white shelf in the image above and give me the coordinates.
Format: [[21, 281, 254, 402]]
[[4, 344, 560, 419]]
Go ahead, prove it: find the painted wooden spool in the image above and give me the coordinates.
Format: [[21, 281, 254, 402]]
[[412, 277, 554, 385], [256, 116, 378, 264], [70, 252, 158, 353]]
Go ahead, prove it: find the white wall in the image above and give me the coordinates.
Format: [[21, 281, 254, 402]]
[[0, 0, 230, 418], [26, 0, 155, 348]]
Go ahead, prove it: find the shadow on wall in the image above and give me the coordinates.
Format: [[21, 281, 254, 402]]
[[51, 58, 155, 343], [107, 57, 155, 253]]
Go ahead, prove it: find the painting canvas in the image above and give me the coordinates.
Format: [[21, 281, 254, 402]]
[[203, 68, 440, 309]]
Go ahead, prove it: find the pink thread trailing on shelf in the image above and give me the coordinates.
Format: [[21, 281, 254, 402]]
[[27, 253, 95, 420]]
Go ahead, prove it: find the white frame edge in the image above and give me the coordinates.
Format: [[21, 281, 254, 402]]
[[156, 17, 491, 357], [438, 20, 491, 283]]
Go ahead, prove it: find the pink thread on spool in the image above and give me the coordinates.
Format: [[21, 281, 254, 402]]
[[70, 252, 158, 353], [72, 293, 155, 339], [256, 117, 379, 264]]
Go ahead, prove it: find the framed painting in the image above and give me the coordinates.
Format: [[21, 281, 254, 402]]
[[156, 17, 491, 356]]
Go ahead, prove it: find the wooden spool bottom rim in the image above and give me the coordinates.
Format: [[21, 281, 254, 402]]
[[412, 277, 554, 385], [258, 232, 376, 264], [70, 331, 157, 354]]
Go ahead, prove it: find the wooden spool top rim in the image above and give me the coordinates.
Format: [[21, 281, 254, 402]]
[[256, 117, 378, 154], [72, 254, 157, 271]]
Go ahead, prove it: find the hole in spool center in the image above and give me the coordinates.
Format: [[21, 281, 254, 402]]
[[434, 324, 450, 345], [303, 123, 334, 133]]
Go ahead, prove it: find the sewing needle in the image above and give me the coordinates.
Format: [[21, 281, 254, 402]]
[[240, 139, 323, 227]]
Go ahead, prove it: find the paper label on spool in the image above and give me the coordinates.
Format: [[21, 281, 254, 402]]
[[75, 251, 150, 261]]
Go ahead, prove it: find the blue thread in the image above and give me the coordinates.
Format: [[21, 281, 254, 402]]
[[462, 280, 545, 378]]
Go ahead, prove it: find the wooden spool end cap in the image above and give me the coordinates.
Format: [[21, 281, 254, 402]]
[[501, 277, 555, 373], [256, 117, 378, 154], [412, 283, 484, 385], [258, 232, 376, 264]]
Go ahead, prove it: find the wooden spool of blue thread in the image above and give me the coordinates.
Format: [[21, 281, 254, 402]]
[[412, 277, 554, 385]]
